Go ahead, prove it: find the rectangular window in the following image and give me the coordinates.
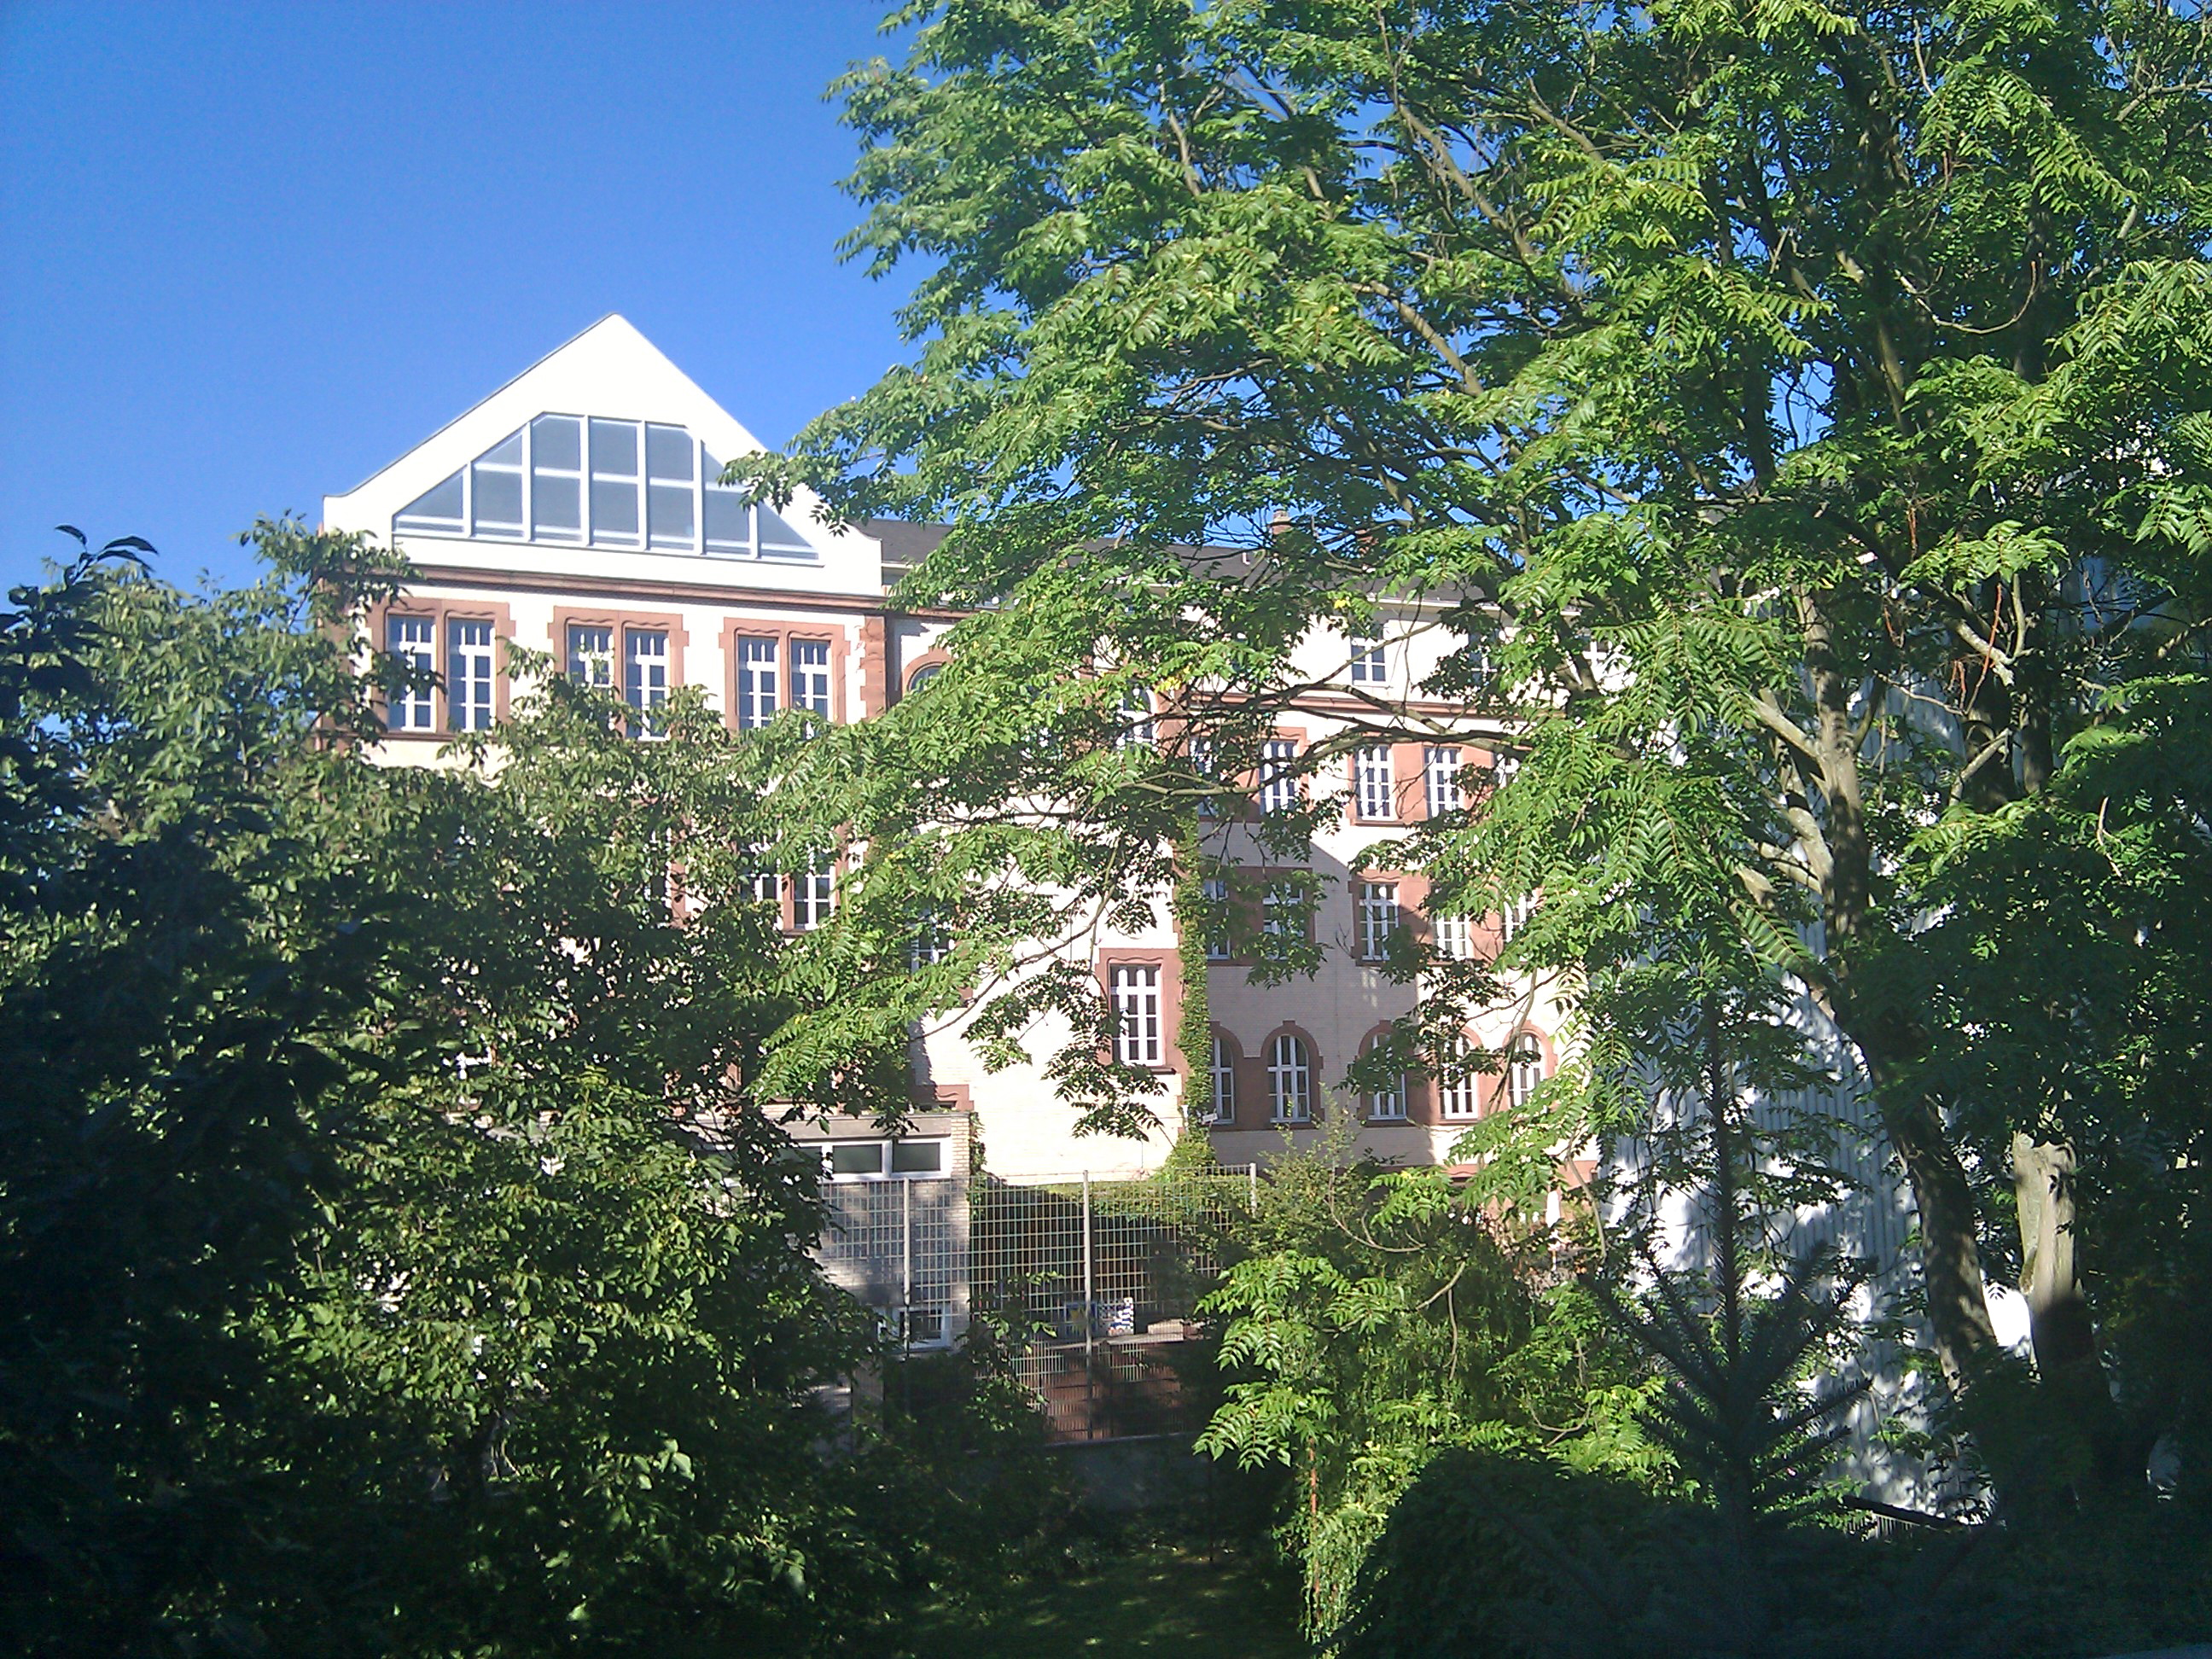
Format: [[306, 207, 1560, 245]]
[[1501, 894, 1537, 943], [386, 614, 434, 731], [1110, 963, 1163, 1068], [625, 629, 669, 733], [1358, 881, 1400, 961], [589, 418, 641, 546], [1423, 745, 1461, 819], [1349, 633, 1386, 684], [1434, 911, 1473, 962], [1439, 1035, 1481, 1120], [1259, 738, 1300, 816], [531, 416, 584, 540], [1188, 733, 1219, 818], [1262, 882, 1301, 940], [1355, 745, 1395, 820], [567, 623, 613, 690], [789, 638, 832, 719], [735, 636, 779, 729], [645, 423, 697, 550], [1208, 1036, 1237, 1126], [470, 431, 523, 539], [1202, 876, 1231, 962], [792, 859, 834, 931], [446, 619, 495, 732], [824, 1138, 946, 1181], [1115, 685, 1155, 750]]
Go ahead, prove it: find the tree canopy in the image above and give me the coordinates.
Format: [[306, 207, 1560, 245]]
[[751, 0, 2212, 1497]]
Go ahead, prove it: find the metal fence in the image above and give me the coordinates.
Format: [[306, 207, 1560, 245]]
[[815, 1161, 1260, 1440]]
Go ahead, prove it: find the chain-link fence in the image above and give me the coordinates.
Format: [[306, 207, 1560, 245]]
[[815, 1159, 1260, 1441]]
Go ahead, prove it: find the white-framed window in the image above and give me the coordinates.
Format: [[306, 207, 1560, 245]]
[[1207, 1035, 1237, 1126], [1115, 684, 1155, 750], [530, 415, 584, 541], [1259, 738, 1301, 816], [790, 638, 832, 719], [1505, 1033, 1546, 1110], [1438, 1033, 1482, 1121], [1433, 911, 1474, 962], [1188, 732, 1219, 817], [470, 430, 524, 539], [1362, 1037, 1407, 1121], [909, 907, 951, 969], [1493, 754, 1521, 792], [625, 629, 669, 732], [1501, 893, 1538, 943], [735, 636, 779, 730], [589, 418, 643, 548], [386, 614, 434, 731], [1202, 875, 1232, 962], [1358, 881, 1400, 962], [566, 623, 614, 690], [741, 848, 779, 907], [791, 859, 834, 931], [1109, 963, 1163, 1068], [1268, 1033, 1313, 1124], [1262, 882, 1302, 940], [446, 619, 495, 732], [1355, 744, 1395, 819], [1349, 632, 1387, 684], [822, 1138, 946, 1181], [1423, 745, 1461, 818]]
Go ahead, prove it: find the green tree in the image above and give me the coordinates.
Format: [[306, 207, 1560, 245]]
[[0, 527, 1032, 1655], [756, 0, 2212, 1469]]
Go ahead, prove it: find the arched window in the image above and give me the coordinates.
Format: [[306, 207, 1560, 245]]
[[1361, 1034, 1406, 1122], [1438, 1033, 1481, 1121], [1207, 1034, 1237, 1126], [1505, 1033, 1546, 1110], [1268, 1033, 1313, 1125], [905, 662, 942, 695]]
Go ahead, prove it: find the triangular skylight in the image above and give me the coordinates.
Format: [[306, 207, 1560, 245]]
[[391, 416, 819, 562]]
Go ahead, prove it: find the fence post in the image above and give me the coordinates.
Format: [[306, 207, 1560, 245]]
[[1080, 1170, 1097, 1438], [1249, 1161, 1259, 1214], [900, 1174, 912, 1349]]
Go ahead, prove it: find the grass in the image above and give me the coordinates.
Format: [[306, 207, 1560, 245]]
[[905, 1539, 1308, 1658]]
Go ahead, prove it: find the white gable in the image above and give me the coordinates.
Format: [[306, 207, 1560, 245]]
[[323, 315, 881, 597]]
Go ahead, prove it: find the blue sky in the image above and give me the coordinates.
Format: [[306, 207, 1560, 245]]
[[1, 2, 916, 592]]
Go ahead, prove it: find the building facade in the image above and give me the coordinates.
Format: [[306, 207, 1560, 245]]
[[323, 315, 1573, 1189]]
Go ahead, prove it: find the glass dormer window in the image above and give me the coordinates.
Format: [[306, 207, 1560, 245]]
[[391, 417, 823, 562], [531, 416, 583, 540], [589, 419, 641, 546], [470, 431, 524, 538], [395, 470, 464, 535]]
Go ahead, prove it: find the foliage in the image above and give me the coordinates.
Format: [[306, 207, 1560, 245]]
[[752, 0, 2212, 1516], [0, 527, 1039, 1656], [1196, 1139, 1662, 1634]]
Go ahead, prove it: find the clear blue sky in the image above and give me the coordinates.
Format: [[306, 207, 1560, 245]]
[[1, 1, 917, 592]]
